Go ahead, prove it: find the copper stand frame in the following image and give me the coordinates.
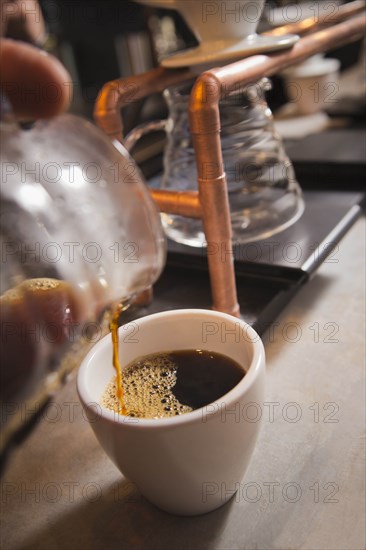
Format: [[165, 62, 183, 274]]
[[94, 2, 365, 317]]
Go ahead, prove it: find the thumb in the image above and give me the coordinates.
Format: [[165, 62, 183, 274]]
[[0, 38, 73, 120]]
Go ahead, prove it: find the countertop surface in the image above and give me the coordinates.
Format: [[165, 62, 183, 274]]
[[1, 216, 365, 550]]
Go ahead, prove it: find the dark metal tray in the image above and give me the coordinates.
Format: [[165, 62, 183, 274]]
[[131, 191, 364, 335]]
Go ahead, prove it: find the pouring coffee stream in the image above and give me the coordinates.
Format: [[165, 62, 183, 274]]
[[109, 301, 131, 415]]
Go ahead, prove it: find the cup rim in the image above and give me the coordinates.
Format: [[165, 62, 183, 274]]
[[77, 308, 265, 429]]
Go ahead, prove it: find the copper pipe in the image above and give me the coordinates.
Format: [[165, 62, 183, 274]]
[[150, 189, 202, 218], [189, 82, 240, 317], [191, 15, 365, 108], [189, 14, 365, 316], [264, 0, 365, 37], [94, 66, 194, 142], [94, 11, 365, 318]]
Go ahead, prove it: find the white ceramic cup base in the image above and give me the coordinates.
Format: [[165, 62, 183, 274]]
[[77, 309, 265, 515]]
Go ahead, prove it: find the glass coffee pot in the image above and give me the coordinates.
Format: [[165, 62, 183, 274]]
[[0, 112, 166, 447], [126, 78, 304, 247]]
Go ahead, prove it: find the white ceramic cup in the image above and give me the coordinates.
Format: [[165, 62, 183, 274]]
[[283, 55, 341, 115], [77, 309, 265, 516], [178, 0, 265, 43], [136, 0, 266, 43]]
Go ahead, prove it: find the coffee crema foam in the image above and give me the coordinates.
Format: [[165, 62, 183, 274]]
[[101, 353, 193, 418]]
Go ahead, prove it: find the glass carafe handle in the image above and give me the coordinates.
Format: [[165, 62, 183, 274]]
[[124, 119, 167, 153]]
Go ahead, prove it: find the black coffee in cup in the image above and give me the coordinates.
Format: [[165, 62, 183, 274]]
[[101, 349, 245, 418]]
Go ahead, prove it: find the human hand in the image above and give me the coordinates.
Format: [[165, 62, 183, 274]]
[[0, 0, 72, 119]]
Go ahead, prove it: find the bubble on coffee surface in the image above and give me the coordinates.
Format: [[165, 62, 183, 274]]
[[1, 287, 23, 303], [101, 353, 192, 418], [21, 278, 62, 291]]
